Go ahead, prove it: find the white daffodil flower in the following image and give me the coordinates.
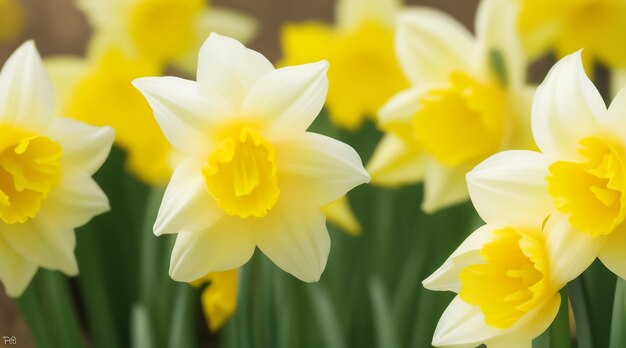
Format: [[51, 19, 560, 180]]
[[367, 0, 534, 213], [0, 42, 114, 297], [467, 50, 626, 280], [134, 33, 370, 283]]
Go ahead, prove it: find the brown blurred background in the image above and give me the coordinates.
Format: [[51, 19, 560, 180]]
[[0, 0, 478, 346]]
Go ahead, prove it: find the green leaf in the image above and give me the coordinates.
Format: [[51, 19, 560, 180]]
[[369, 278, 399, 348], [609, 278, 626, 348], [132, 305, 156, 348], [307, 284, 347, 348]]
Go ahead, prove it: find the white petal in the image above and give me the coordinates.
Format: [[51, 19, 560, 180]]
[[154, 157, 223, 236], [532, 51, 606, 160], [378, 87, 423, 128], [0, 41, 54, 130], [423, 224, 493, 292], [0, 234, 37, 298], [543, 213, 603, 286], [466, 150, 553, 229], [2, 222, 78, 276], [367, 134, 427, 186], [47, 118, 114, 175], [395, 9, 474, 86], [133, 76, 231, 154], [475, 0, 524, 87], [197, 33, 274, 109], [275, 132, 370, 207], [255, 205, 329, 282], [422, 161, 469, 213], [433, 295, 560, 347], [242, 61, 329, 139], [335, 0, 399, 29], [169, 217, 255, 282], [603, 88, 626, 144], [599, 224, 626, 279], [37, 170, 110, 230]]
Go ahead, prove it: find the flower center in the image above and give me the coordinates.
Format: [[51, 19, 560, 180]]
[[0, 125, 62, 224], [128, 0, 203, 60], [459, 227, 554, 329], [412, 72, 505, 167], [203, 127, 279, 218], [547, 136, 626, 237]]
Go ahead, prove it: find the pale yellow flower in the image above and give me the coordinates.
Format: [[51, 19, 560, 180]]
[[134, 34, 369, 282], [280, 0, 408, 130], [78, 0, 256, 72], [46, 47, 172, 185], [0, 0, 24, 43], [517, 0, 626, 68], [0, 42, 114, 297], [192, 270, 238, 332], [367, 0, 534, 213], [322, 196, 361, 236], [467, 50, 626, 280], [424, 214, 596, 347]]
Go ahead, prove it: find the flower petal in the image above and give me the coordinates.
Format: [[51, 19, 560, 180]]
[[197, 33, 274, 109], [543, 213, 604, 286], [133, 76, 231, 154], [395, 8, 474, 86], [276, 132, 370, 207], [47, 118, 114, 175], [422, 161, 469, 213], [423, 224, 493, 292], [322, 196, 361, 236], [433, 294, 559, 347], [169, 217, 255, 282], [242, 61, 329, 138], [466, 150, 553, 229], [0, 41, 54, 130], [37, 170, 110, 230], [599, 224, 626, 279], [2, 222, 78, 276], [377, 87, 424, 141], [154, 157, 223, 236], [44, 56, 90, 115], [367, 134, 427, 187], [531, 51, 605, 160], [0, 234, 37, 298], [603, 88, 626, 145], [475, 0, 525, 87], [335, 0, 399, 29], [255, 205, 329, 282]]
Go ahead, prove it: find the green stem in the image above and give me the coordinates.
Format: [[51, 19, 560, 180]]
[[168, 283, 197, 348], [549, 288, 571, 348], [609, 278, 626, 348], [39, 270, 85, 348], [16, 275, 55, 348], [568, 277, 594, 348]]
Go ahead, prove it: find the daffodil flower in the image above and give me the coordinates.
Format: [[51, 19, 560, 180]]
[[0, 42, 114, 297], [280, 0, 408, 130], [134, 34, 370, 283], [367, 0, 534, 213], [192, 270, 238, 332], [46, 47, 173, 185], [467, 50, 626, 280], [517, 0, 626, 68], [423, 212, 596, 347], [78, 0, 256, 72]]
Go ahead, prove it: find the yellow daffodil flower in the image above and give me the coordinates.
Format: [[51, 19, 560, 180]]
[[192, 270, 238, 332], [280, 0, 408, 130], [367, 0, 534, 213], [517, 0, 626, 68], [134, 34, 369, 282], [0, 42, 114, 297], [78, 0, 256, 72], [424, 213, 597, 347], [0, 0, 24, 43], [467, 50, 626, 280], [46, 47, 173, 185]]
